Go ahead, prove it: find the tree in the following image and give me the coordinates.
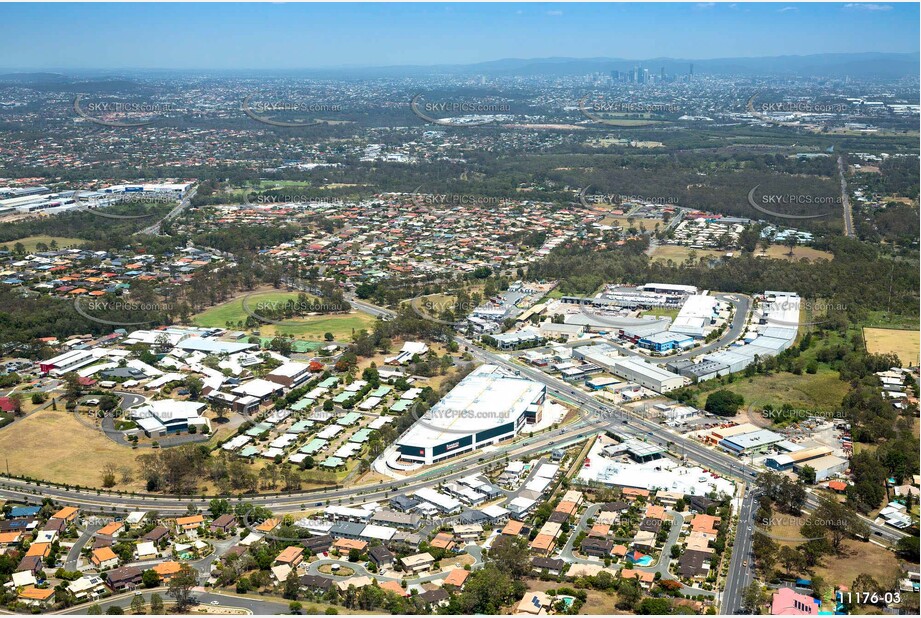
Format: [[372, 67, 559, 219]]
[[106, 607, 124, 615], [141, 569, 160, 588], [705, 389, 744, 416], [799, 465, 817, 485], [284, 570, 300, 600], [131, 594, 146, 615], [8, 392, 23, 416], [324, 332, 334, 342], [486, 535, 530, 579], [616, 579, 641, 610], [896, 535, 920, 560], [778, 545, 804, 576], [209, 498, 231, 518], [87, 605, 103, 615], [149, 594, 164, 615], [63, 372, 83, 401], [742, 582, 767, 613], [167, 564, 198, 612]]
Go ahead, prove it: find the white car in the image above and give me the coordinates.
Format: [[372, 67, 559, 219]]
[[84, 398, 100, 406], [211, 601, 220, 605]]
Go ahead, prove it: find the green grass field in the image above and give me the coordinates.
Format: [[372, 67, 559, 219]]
[[257, 180, 313, 188], [193, 291, 377, 340], [2, 235, 86, 252], [644, 306, 681, 320], [690, 368, 849, 414]]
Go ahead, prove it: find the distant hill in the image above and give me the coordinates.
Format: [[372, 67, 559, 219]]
[[1, 52, 917, 81], [284, 52, 918, 80]]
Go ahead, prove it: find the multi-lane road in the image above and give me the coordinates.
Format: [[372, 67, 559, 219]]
[[137, 185, 197, 235]]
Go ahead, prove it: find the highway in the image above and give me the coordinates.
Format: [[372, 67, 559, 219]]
[[838, 156, 855, 237], [137, 185, 197, 236], [721, 489, 760, 614]]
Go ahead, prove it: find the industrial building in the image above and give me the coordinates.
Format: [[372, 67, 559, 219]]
[[669, 294, 720, 338], [572, 343, 621, 372], [702, 291, 800, 374], [638, 283, 698, 296], [666, 358, 730, 382], [793, 455, 849, 482], [765, 447, 833, 472], [638, 331, 694, 352], [609, 357, 686, 393], [395, 364, 546, 465], [717, 429, 785, 455]]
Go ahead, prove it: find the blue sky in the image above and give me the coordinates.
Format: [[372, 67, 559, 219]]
[[0, 2, 917, 70]]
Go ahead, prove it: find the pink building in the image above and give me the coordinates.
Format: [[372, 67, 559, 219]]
[[771, 587, 819, 615]]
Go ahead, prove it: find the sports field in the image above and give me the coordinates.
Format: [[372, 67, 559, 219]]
[[864, 327, 920, 366], [3, 235, 86, 252], [193, 290, 377, 340]]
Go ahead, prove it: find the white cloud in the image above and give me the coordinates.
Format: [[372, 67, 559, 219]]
[[844, 3, 892, 10], [696, 2, 716, 8], [546, 10, 563, 17], [779, 6, 798, 12]]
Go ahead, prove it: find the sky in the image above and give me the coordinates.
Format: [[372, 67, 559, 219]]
[[0, 2, 918, 70]]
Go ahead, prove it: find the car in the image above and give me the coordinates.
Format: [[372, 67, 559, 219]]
[[211, 601, 220, 606], [84, 398, 100, 406], [742, 560, 748, 567]]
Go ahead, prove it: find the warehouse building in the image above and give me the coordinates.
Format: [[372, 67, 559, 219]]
[[395, 365, 545, 466], [608, 357, 686, 393], [572, 343, 621, 372], [793, 455, 849, 482], [718, 429, 785, 455], [639, 283, 698, 296], [669, 294, 720, 338], [666, 358, 730, 382], [765, 446, 833, 472], [638, 331, 694, 352]]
